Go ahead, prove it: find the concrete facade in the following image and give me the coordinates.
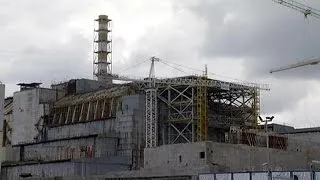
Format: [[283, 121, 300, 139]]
[[144, 142, 208, 169], [7, 80, 320, 179], [1, 157, 130, 180], [1, 93, 146, 179], [51, 78, 109, 96], [46, 119, 116, 141], [12, 88, 57, 145], [144, 141, 320, 174], [206, 142, 309, 172], [2, 97, 13, 146], [288, 132, 320, 144], [20, 136, 117, 162]]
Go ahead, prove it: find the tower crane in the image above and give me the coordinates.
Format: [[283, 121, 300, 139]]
[[270, 0, 320, 73], [111, 57, 270, 148], [272, 0, 320, 19]]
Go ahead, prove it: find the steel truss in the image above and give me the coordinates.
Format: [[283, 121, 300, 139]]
[[111, 74, 264, 145], [158, 85, 195, 144], [145, 89, 158, 148], [208, 87, 259, 129], [50, 86, 134, 126], [157, 84, 259, 144]]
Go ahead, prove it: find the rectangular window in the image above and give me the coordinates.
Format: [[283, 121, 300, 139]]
[[200, 151, 205, 159], [179, 155, 182, 162]]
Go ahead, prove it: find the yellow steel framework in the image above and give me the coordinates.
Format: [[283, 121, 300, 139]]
[[197, 76, 208, 141]]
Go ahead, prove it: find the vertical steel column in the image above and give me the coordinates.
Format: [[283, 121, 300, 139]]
[[168, 88, 171, 143], [145, 57, 159, 148], [191, 87, 195, 142], [197, 78, 208, 141]]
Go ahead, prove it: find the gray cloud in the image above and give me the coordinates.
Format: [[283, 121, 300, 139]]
[[1, 0, 320, 127], [3, 34, 92, 83], [187, 0, 320, 79], [0, 34, 92, 96], [181, 0, 320, 123], [121, 0, 320, 125]]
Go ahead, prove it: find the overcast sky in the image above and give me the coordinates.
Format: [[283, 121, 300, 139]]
[[1, 0, 320, 128]]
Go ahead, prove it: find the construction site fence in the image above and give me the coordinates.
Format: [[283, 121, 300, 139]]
[[199, 171, 320, 180]]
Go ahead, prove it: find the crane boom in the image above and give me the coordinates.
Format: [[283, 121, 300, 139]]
[[270, 58, 320, 73], [272, 0, 320, 19]]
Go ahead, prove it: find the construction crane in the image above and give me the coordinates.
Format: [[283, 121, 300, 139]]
[[272, 0, 320, 19], [112, 56, 270, 148], [270, 0, 320, 73], [270, 58, 320, 73]]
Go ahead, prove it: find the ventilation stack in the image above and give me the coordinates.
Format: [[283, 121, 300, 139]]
[[93, 15, 112, 83]]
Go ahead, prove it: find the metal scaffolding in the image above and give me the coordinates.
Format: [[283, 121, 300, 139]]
[[156, 76, 260, 144], [158, 84, 195, 144], [110, 57, 268, 145], [207, 86, 259, 129], [145, 89, 158, 148]]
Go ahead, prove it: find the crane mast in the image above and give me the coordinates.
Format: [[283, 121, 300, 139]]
[[145, 57, 159, 148], [272, 0, 320, 19]]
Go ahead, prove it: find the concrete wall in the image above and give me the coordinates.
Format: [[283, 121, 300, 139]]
[[1, 156, 130, 180], [116, 94, 145, 169], [47, 119, 116, 140], [287, 135, 320, 152], [12, 89, 40, 145], [288, 132, 320, 143], [285, 134, 320, 163], [75, 79, 106, 94], [0, 146, 20, 163], [23, 138, 95, 162], [12, 88, 57, 145], [206, 142, 310, 172], [19, 136, 117, 162], [3, 98, 13, 146], [1, 162, 76, 180], [1, 93, 146, 179], [144, 141, 319, 174], [144, 142, 208, 169]]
